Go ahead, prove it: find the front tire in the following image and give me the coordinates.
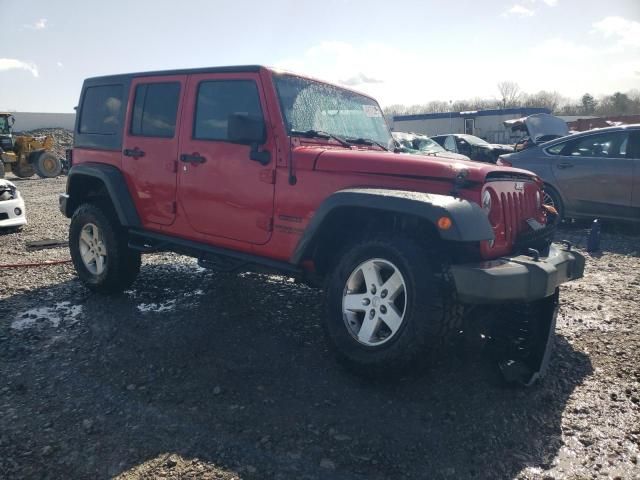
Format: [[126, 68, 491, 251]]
[[12, 161, 36, 178], [69, 203, 141, 293], [543, 185, 564, 221], [324, 234, 462, 376]]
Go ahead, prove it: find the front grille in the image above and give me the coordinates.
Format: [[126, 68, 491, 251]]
[[501, 191, 536, 244]]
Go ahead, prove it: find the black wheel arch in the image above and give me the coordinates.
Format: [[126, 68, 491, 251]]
[[62, 163, 141, 227], [291, 188, 494, 270]]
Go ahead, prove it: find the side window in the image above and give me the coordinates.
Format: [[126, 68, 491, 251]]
[[444, 136, 456, 152], [130, 82, 181, 138], [562, 132, 629, 158], [79, 84, 124, 135], [545, 142, 566, 155], [194, 80, 263, 141], [627, 131, 640, 159]]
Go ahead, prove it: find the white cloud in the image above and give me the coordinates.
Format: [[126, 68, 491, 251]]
[[541, 0, 558, 6], [0, 58, 39, 77], [592, 16, 640, 48], [24, 18, 47, 30], [503, 5, 535, 17], [56, 61, 64, 68]]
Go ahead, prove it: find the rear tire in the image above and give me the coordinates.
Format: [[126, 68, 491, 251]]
[[324, 234, 463, 376], [34, 152, 63, 178], [69, 203, 141, 293]]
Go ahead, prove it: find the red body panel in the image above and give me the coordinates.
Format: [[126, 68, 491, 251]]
[[73, 66, 545, 265], [122, 75, 187, 227], [176, 72, 276, 245]]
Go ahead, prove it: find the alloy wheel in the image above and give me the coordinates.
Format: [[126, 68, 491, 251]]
[[79, 223, 107, 275], [342, 258, 407, 346]]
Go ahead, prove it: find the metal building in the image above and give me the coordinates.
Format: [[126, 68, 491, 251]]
[[392, 107, 550, 144]]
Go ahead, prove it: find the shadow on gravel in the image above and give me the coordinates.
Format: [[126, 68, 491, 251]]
[[0, 263, 593, 480]]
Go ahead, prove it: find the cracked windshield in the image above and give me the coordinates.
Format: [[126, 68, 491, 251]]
[[274, 74, 393, 148]]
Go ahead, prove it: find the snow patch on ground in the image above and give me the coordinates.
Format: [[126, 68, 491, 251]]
[[137, 299, 177, 313], [12, 302, 83, 330]]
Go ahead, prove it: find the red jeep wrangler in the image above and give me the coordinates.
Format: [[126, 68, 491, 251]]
[[60, 66, 584, 384]]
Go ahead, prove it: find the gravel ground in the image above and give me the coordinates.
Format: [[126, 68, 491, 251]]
[[1, 175, 639, 480]]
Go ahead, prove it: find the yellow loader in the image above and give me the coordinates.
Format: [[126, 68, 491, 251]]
[[0, 113, 63, 179]]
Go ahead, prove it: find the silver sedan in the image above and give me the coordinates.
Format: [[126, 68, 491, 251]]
[[498, 125, 640, 222]]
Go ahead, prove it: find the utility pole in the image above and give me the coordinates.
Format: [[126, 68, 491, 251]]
[[449, 100, 453, 131]]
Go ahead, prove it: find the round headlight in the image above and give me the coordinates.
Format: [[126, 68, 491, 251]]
[[482, 190, 492, 213]]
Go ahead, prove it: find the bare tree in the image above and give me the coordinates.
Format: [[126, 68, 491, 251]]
[[497, 81, 521, 108], [522, 90, 562, 112]]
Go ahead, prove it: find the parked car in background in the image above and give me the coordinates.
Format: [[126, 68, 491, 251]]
[[504, 113, 569, 152], [0, 179, 27, 229], [392, 131, 470, 161], [498, 125, 640, 222], [431, 134, 514, 163]]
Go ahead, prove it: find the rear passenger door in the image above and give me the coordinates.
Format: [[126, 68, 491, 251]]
[[177, 73, 275, 245], [122, 75, 186, 226]]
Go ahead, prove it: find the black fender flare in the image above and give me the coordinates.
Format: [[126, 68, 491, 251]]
[[63, 163, 141, 227], [291, 188, 494, 264]]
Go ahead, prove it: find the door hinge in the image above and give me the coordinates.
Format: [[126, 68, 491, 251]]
[[257, 216, 273, 232], [259, 169, 276, 184]]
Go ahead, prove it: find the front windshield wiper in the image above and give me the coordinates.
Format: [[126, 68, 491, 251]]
[[290, 129, 352, 148], [345, 137, 389, 151]]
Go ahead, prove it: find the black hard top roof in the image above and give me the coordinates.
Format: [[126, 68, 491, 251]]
[[84, 65, 264, 83]]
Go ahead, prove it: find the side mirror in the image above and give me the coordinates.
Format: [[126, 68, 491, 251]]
[[9, 115, 15, 126], [228, 113, 266, 145], [228, 113, 270, 165]]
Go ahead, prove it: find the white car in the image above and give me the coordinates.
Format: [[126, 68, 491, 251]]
[[0, 179, 26, 228]]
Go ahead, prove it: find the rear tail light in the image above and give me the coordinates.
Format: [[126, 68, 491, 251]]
[[497, 156, 512, 166]]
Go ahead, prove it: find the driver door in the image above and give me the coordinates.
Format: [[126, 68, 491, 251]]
[[177, 73, 276, 245]]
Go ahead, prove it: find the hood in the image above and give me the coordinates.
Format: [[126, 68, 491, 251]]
[[0, 179, 17, 189], [485, 143, 514, 152], [434, 151, 472, 161], [312, 148, 534, 184], [0, 179, 18, 201], [504, 113, 568, 143]]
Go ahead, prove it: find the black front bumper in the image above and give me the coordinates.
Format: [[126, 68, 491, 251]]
[[450, 243, 585, 304]]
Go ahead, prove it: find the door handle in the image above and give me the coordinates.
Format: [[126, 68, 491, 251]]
[[180, 153, 206, 164], [123, 147, 145, 158], [557, 162, 573, 169]]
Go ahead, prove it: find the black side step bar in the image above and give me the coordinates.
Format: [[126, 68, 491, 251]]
[[128, 229, 302, 275]]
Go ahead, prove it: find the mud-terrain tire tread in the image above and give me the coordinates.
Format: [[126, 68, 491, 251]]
[[69, 203, 141, 293], [324, 234, 462, 376]]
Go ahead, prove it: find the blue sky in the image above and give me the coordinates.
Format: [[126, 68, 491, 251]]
[[1, 0, 639, 112]]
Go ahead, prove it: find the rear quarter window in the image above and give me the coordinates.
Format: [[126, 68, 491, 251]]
[[78, 84, 124, 135]]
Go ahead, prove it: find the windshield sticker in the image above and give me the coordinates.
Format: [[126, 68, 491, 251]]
[[362, 105, 382, 118]]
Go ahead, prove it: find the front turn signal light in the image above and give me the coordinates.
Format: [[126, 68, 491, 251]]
[[437, 216, 452, 230]]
